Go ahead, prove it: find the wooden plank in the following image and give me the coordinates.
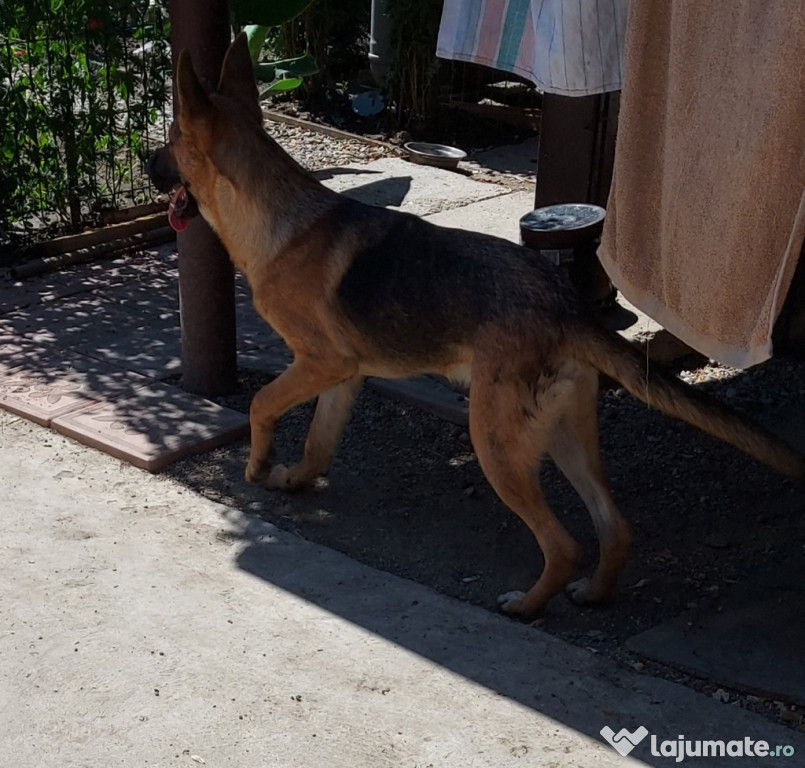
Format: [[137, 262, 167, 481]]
[[263, 110, 401, 153], [367, 376, 468, 425], [17, 213, 168, 263], [102, 202, 168, 225], [11, 226, 175, 279]]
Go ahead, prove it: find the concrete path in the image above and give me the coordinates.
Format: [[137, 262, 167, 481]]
[[3, 411, 804, 767]]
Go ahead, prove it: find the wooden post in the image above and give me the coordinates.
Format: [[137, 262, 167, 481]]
[[169, 0, 238, 396], [534, 92, 619, 208], [534, 92, 620, 306]]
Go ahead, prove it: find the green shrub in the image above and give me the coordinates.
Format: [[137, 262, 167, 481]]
[[0, 0, 170, 234]]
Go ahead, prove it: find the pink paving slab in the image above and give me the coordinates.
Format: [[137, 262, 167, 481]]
[[51, 382, 249, 472], [0, 348, 149, 426]]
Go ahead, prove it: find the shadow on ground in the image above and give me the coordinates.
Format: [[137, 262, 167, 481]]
[[165, 353, 805, 733]]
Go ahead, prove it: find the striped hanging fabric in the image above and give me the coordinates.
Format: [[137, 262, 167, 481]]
[[437, 0, 628, 96]]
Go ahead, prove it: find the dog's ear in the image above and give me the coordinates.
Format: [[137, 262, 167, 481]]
[[218, 32, 261, 122], [176, 49, 215, 133]]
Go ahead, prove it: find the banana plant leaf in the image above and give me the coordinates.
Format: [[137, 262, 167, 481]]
[[262, 77, 304, 93], [254, 53, 318, 83]]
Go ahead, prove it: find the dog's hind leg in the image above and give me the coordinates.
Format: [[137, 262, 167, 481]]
[[265, 375, 364, 491], [547, 365, 633, 605], [470, 358, 582, 619], [245, 357, 357, 485]]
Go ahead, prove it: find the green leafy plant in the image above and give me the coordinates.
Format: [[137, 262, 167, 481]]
[[231, 1, 318, 96], [0, 0, 170, 235], [251, 41, 318, 95]]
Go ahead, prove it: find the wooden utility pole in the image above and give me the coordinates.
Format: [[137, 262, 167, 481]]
[[169, 0, 238, 396]]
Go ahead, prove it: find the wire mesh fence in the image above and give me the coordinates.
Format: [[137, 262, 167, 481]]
[[0, 0, 172, 243]]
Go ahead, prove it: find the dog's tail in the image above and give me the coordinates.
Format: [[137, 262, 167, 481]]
[[572, 324, 805, 482]]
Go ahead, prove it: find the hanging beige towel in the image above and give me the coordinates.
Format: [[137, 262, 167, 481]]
[[598, 1, 805, 368]]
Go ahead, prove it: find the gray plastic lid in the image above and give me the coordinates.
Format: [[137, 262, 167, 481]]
[[520, 204, 606, 232]]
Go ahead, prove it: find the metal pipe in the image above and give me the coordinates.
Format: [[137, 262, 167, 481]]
[[369, 0, 391, 85]]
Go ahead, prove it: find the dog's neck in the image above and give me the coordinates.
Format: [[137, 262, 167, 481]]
[[210, 185, 336, 275], [198, 133, 338, 278]]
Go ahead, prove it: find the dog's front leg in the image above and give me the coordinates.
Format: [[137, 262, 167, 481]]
[[244, 357, 357, 486], [266, 375, 364, 491]]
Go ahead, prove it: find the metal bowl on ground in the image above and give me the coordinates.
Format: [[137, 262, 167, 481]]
[[404, 142, 467, 170]]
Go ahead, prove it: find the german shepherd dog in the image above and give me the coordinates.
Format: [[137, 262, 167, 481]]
[[149, 34, 805, 619]]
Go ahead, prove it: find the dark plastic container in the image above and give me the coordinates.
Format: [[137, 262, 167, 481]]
[[519, 204, 614, 307]]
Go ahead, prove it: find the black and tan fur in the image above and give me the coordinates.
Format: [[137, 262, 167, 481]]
[[149, 34, 805, 618]]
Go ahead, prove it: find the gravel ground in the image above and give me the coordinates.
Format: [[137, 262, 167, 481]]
[[155, 121, 805, 730], [265, 118, 397, 169], [263, 115, 532, 192]]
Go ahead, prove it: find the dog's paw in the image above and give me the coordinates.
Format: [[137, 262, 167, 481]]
[[264, 463, 291, 489], [496, 590, 526, 616], [264, 463, 309, 492], [565, 577, 596, 605]]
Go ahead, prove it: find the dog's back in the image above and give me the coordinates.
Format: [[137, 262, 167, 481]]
[[332, 199, 582, 363]]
